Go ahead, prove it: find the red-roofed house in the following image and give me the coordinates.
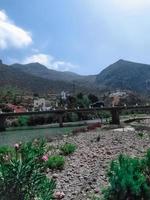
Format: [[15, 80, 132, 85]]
[[7, 104, 27, 113]]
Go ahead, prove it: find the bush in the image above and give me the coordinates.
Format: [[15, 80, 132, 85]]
[[47, 155, 65, 170], [138, 132, 144, 138], [65, 113, 79, 122], [143, 149, 150, 176], [0, 139, 56, 200], [18, 116, 29, 126], [0, 146, 13, 155], [0, 146, 13, 161], [20, 139, 46, 162], [60, 143, 77, 155], [102, 154, 150, 200]]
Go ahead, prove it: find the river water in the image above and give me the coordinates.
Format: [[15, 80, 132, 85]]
[[0, 126, 78, 146]]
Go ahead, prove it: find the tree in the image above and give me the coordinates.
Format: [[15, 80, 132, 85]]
[[88, 94, 99, 103], [67, 96, 77, 108], [77, 92, 83, 99]]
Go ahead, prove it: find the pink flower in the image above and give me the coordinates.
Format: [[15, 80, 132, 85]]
[[94, 188, 99, 193], [42, 155, 48, 161], [54, 191, 65, 199], [14, 143, 19, 150]]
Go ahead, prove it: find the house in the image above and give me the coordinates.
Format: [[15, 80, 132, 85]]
[[61, 91, 67, 100], [7, 104, 27, 113], [34, 98, 46, 111]]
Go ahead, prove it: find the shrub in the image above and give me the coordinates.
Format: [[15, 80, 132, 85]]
[[0, 146, 13, 162], [138, 132, 144, 138], [20, 139, 46, 162], [0, 139, 56, 200], [91, 196, 101, 200], [60, 143, 77, 155], [65, 112, 79, 122], [0, 146, 13, 155], [102, 154, 150, 200], [47, 155, 65, 170], [143, 149, 150, 177], [18, 116, 29, 126]]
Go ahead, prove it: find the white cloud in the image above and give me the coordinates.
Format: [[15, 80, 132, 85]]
[[113, 0, 150, 11], [22, 53, 77, 71], [0, 10, 32, 49]]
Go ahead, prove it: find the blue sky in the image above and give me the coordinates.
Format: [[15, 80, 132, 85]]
[[0, 0, 150, 75]]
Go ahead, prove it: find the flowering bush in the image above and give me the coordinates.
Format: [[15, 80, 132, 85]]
[[42, 154, 49, 161], [54, 191, 65, 199], [0, 139, 56, 200]]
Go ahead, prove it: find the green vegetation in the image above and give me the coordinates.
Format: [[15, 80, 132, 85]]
[[0, 146, 13, 155], [0, 62, 97, 95], [65, 113, 79, 122], [60, 143, 77, 155], [138, 132, 144, 138], [0, 86, 23, 104], [18, 116, 29, 126], [47, 155, 65, 170], [66, 92, 99, 109], [96, 59, 150, 94], [0, 139, 56, 200], [91, 196, 100, 200], [101, 151, 150, 200], [97, 111, 111, 119]]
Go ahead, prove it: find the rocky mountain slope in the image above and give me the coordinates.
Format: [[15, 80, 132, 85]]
[[0, 61, 98, 95], [11, 63, 96, 84], [1, 59, 150, 95], [96, 59, 150, 93], [0, 62, 78, 94]]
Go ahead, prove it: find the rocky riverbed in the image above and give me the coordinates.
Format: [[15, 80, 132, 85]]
[[47, 127, 150, 200]]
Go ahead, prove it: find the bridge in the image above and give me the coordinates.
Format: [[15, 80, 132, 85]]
[[0, 105, 150, 131]]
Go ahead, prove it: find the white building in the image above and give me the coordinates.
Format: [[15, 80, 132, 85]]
[[61, 91, 67, 100], [34, 98, 46, 111]]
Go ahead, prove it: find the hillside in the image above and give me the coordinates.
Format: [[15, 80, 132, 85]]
[[1, 59, 150, 95], [0, 62, 79, 94], [11, 63, 82, 82], [11, 63, 96, 84], [96, 59, 150, 93], [0, 62, 99, 95], [10, 62, 98, 94]]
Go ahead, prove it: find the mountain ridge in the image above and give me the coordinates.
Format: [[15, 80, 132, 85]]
[[96, 59, 150, 93], [1, 59, 150, 95]]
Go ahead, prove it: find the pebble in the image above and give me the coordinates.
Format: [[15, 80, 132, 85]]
[[47, 128, 150, 200]]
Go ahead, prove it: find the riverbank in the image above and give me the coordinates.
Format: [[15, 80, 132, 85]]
[[0, 126, 86, 146], [47, 127, 150, 199]]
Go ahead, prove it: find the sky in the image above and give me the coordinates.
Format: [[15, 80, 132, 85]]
[[1, 0, 150, 75]]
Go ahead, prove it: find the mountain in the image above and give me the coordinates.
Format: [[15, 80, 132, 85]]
[[10, 63, 97, 91], [11, 63, 96, 83], [96, 59, 150, 93], [0, 62, 79, 94], [0, 61, 98, 95], [1, 59, 150, 96], [11, 63, 83, 82]]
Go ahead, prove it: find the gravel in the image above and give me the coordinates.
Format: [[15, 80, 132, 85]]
[[47, 127, 150, 200]]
